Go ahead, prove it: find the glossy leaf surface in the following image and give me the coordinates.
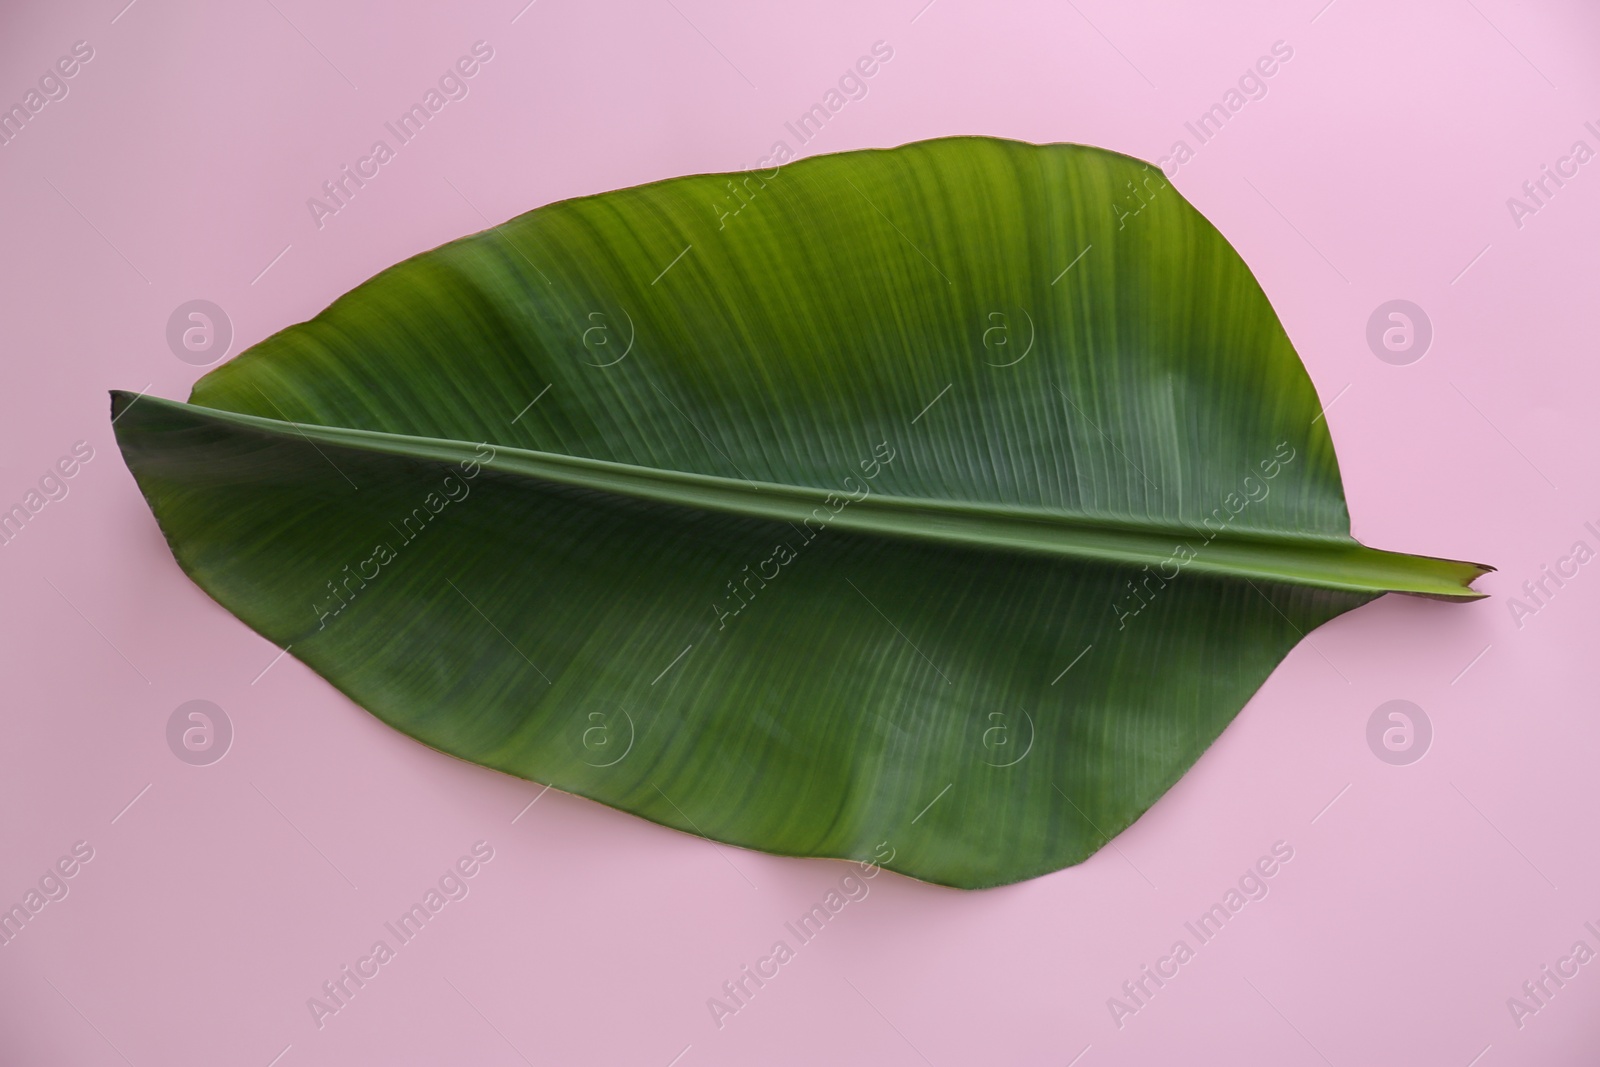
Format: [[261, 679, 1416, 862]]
[[113, 137, 1486, 887]]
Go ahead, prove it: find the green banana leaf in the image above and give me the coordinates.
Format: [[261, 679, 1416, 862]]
[[112, 136, 1487, 889]]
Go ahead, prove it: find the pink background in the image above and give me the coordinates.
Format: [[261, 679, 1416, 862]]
[[2, 0, 1598, 1063]]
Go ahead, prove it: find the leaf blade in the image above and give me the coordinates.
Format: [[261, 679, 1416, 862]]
[[111, 137, 1487, 887]]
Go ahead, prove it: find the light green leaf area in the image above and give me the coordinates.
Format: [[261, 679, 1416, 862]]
[[113, 137, 1486, 888]]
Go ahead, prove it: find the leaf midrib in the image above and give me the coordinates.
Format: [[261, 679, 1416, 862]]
[[121, 392, 1487, 600]]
